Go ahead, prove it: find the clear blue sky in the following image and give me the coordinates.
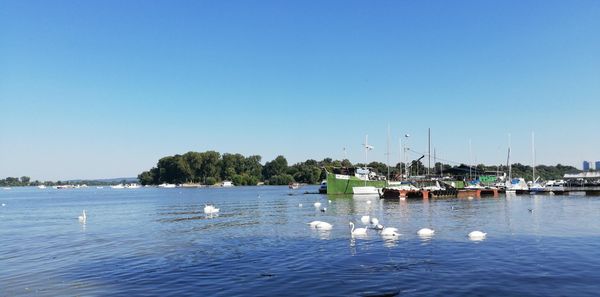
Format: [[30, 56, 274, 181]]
[[1, 0, 599, 180]]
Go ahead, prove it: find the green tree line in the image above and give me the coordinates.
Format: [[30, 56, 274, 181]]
[[0, 177, 119, 187], [138, 150, 581, 186], [1, 157, 581, 188]]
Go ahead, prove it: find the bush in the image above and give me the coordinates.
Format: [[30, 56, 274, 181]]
[[267, 174, 294, 185], [205, 177, 217, 185]]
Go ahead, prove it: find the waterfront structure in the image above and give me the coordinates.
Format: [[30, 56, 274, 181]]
[[583, 161, 590, 171], [596, 161, 600, 171]]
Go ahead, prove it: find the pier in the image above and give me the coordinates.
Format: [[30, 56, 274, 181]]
[[381, 188, 499, 199], [381, 186, 600, 199]]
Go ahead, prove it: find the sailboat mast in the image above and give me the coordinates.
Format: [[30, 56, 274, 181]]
[[469, 139, 472, 179], [532, 131, 536, 182], [387, 124, 390, 181], [428, 128, 431, 177], [364, 135, 368, 165], [434, 148, 437, 176], [508, 133, 512, 180]]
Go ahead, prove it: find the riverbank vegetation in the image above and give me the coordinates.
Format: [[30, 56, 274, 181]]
[[1, 152, 580, 187], [137, 150, 581, 186]]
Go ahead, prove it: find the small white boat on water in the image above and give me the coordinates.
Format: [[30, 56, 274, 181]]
[[158, 183, 176, 188], [125, 183, 141, 189], [111, 184, 125, 189], [221, 181, 234, 187], [318, 180, 327, 194], [37, 185, 46, 189]]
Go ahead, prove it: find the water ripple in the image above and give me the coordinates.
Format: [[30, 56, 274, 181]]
[[3, 187, 600, 296]]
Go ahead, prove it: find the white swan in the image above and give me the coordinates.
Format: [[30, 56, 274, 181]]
[[381, 227, 400, 236], [370, 217, 379, 226], [78, 210, 87, 224], [417, 228, 435, 236], [349, 222, 367, 236], [204, 204, 219, 214], [360, 215, 370, 225], [315, 221, 333, 230], [298, 203, 303, 207], [314, 201, 322, 208], [468, 231, 487, 240], [307, 220, 323, 228]]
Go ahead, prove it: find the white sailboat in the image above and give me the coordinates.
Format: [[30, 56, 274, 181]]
[[505, 133, 528, 193]]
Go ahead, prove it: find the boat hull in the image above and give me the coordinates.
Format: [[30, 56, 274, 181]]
[[326, 173, 387, 194]]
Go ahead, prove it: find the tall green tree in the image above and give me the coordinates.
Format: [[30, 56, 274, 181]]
[[262, 155, 288, 180]]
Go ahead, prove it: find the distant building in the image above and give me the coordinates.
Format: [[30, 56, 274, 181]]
[[596, 161, 600, 171], [583, 161, 590, 171]]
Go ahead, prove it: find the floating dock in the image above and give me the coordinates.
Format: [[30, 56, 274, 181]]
[[380, 188, 498, 199]]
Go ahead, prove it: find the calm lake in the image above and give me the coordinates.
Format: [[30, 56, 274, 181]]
[[2, 186, 600, 296]]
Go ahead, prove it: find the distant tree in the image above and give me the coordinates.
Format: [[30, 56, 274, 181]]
[[262, 155, 288, 180], [268, 174, 294, 185], [20, 176, 30, 185], [243, 155, 263, 181], [200, 151, 221, 183], [157, 155, 193, 184], [368, 162, 388, 176], [341, 159, 352, 167], [138, 170, 155, 185], [205, 176, 217, 185], [291, 161, 322, 184], [183, 151, 204, 182]]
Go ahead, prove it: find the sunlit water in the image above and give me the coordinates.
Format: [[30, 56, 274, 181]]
[[2, 187, 600, 296]]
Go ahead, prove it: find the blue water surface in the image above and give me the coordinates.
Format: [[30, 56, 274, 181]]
[[1, 186, 600, 296]]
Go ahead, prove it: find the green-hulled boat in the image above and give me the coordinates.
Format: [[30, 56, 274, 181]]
[[325, 168, 387, 195]]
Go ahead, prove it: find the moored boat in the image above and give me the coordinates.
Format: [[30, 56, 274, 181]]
[[325, 167, 387, 195], [318, 180, 327, 194]]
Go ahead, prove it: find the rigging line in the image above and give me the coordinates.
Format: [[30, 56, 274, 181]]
[[405, 148, 467, 166]]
